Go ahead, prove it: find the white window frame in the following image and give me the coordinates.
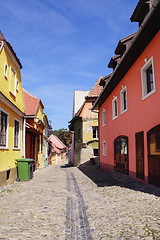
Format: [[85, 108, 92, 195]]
[[4, 63, 8, 79], [141, 56, 156, 100], [103, 140, 106, 156], [112, 96, 118, 120], [10, 65, 17, 97], [102, 108, 106, 126], [13, 118, 20, 150], [0, 107, 9, 149], [120, 86, 128, 114]]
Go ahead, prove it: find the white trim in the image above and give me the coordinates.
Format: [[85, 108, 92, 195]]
[[102, 108, 106, 126], [13, 118, 20, 149], [0, 107, 9, 148], [112, 96, 118, 120], [120, 86, 128, 114], [103, 140, 106, 156], [0, 41, 4, 52], [0, 92, 24, 117], [10, 65, 17, 97], [3, 41, 21, 70], [22, 118, 26, 157], [141, 56, 156, 100]]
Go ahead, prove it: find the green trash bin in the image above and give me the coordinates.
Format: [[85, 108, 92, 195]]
[[16, 158, 32, 181]]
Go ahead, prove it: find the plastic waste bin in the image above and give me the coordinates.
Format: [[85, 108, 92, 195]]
[[16, 158, 35, 181]]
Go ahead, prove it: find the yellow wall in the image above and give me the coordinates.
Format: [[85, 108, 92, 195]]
[[51, 153, 56, 165], [0, 45, 24, 112], [0, 101, 23, 171], [0, 41, 24, 174], [82, 119, 98, 144], [35, 102, 44, 168]]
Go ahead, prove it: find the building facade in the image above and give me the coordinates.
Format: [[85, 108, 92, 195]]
[[93, 0, 160, 186], [0, 31, 25, 186]]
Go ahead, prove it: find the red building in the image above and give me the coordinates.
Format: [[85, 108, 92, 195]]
[[93, 0, 160, 186]]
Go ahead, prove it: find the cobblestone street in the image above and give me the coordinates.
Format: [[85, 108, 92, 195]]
[[0, 163, 160, 240]]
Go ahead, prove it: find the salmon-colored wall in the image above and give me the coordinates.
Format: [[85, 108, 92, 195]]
[[99, 30, 160, 183]]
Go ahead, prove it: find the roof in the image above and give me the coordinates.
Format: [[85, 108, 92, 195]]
[[69, 77, 103, 124], [93, 0, 160, 110], [49, 134, 67, 152], [130, 0, 149, 23], [0, 31, 22, 69], [86, 77, 103, 98], [23, 88, 41, 116]]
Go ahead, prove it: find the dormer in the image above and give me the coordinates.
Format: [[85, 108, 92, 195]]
[[130, 0, 156, 27], [99, 74, 112, 88], [108, 55, 121, 70], [115, 33, 136, 56]]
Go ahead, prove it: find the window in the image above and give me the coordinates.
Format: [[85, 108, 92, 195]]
[[4, 63, 8, 79], [14, 119, 20, 148], [92, 126, 98, 138], [16, 79, 19, 92], [102, 108, 106, 126], [93, 149, 99, 156], [0, 109, 9, 148], [141, 56, 156, 100], [112, 96, 118, 119], [10, 66, 17, 96], [120, 86, 127, 114], [92, 101, 95, 106], [103, 140, 106, 156]]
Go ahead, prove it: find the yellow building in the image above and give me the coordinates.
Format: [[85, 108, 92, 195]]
[[23, 88, 45, 169], [69, 77, 103, 166], [0, 31, 25, 186]]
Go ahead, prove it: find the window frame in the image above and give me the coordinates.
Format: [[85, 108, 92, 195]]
[[0, 108, 9, 149], [103, 140, 106, 156], [4, 63, 8, 79], [92, 126, 98, 139], [102, 108, 106, 126], [13, 118, 20, 150], [120, 86, 128, 114], [112, 96, 118, 120], [141, 56, 156, 100], [10, 65, 17, 97]]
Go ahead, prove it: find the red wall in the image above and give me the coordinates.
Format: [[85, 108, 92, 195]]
[[99, 30, 160, 183]]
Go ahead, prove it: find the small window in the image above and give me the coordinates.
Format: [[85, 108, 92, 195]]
[[112, 96, 118, 120], [103, 140, 106, 156], [102, 108, 106, 126], [4, 63, 8, 79], [16, 79, 19, 92], [0, 110, 9, 147], [10, 66, 17, 96], [92, 126, 98, 138], [141, 56, 156, 100], [14, 119, 20, 148], [92, 101, 95, 106], [120, 86, 127, 114]]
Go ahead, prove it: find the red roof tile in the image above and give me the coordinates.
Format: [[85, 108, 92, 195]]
[[23, 88, 40, 116], [87, 77, 103, 98]]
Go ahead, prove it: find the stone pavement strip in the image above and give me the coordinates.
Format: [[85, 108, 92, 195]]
[[0, 163, 160, 240]]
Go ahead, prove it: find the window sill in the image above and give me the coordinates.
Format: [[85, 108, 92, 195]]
[[121, 109, 128, 115], [0, 146, 9, 150], [113, 115, 118, 120], [142, 89, 156, 100], [13, 148, 20, 151], [9, 90, 16, 98]]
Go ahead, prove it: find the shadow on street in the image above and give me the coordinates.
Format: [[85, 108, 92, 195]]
[[77, 161, 160, 198]]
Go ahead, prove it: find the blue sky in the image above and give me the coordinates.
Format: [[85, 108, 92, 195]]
[[0, 0, 138, 130]]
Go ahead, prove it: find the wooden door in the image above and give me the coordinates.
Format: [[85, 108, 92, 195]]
[[147, 125, 160, 186], [114, 136, 129, 174], [136, 132, 144, 180]]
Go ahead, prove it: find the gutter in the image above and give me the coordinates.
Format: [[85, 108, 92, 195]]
[[93, 0, 160, 110]]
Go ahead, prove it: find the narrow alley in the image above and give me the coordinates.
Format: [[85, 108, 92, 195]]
[[0, 163, 160, 240]]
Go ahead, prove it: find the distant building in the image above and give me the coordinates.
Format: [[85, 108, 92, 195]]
[[69, 77, 103, 166]]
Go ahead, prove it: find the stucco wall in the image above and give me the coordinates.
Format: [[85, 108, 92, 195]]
[[99, 30, 160, 182]]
